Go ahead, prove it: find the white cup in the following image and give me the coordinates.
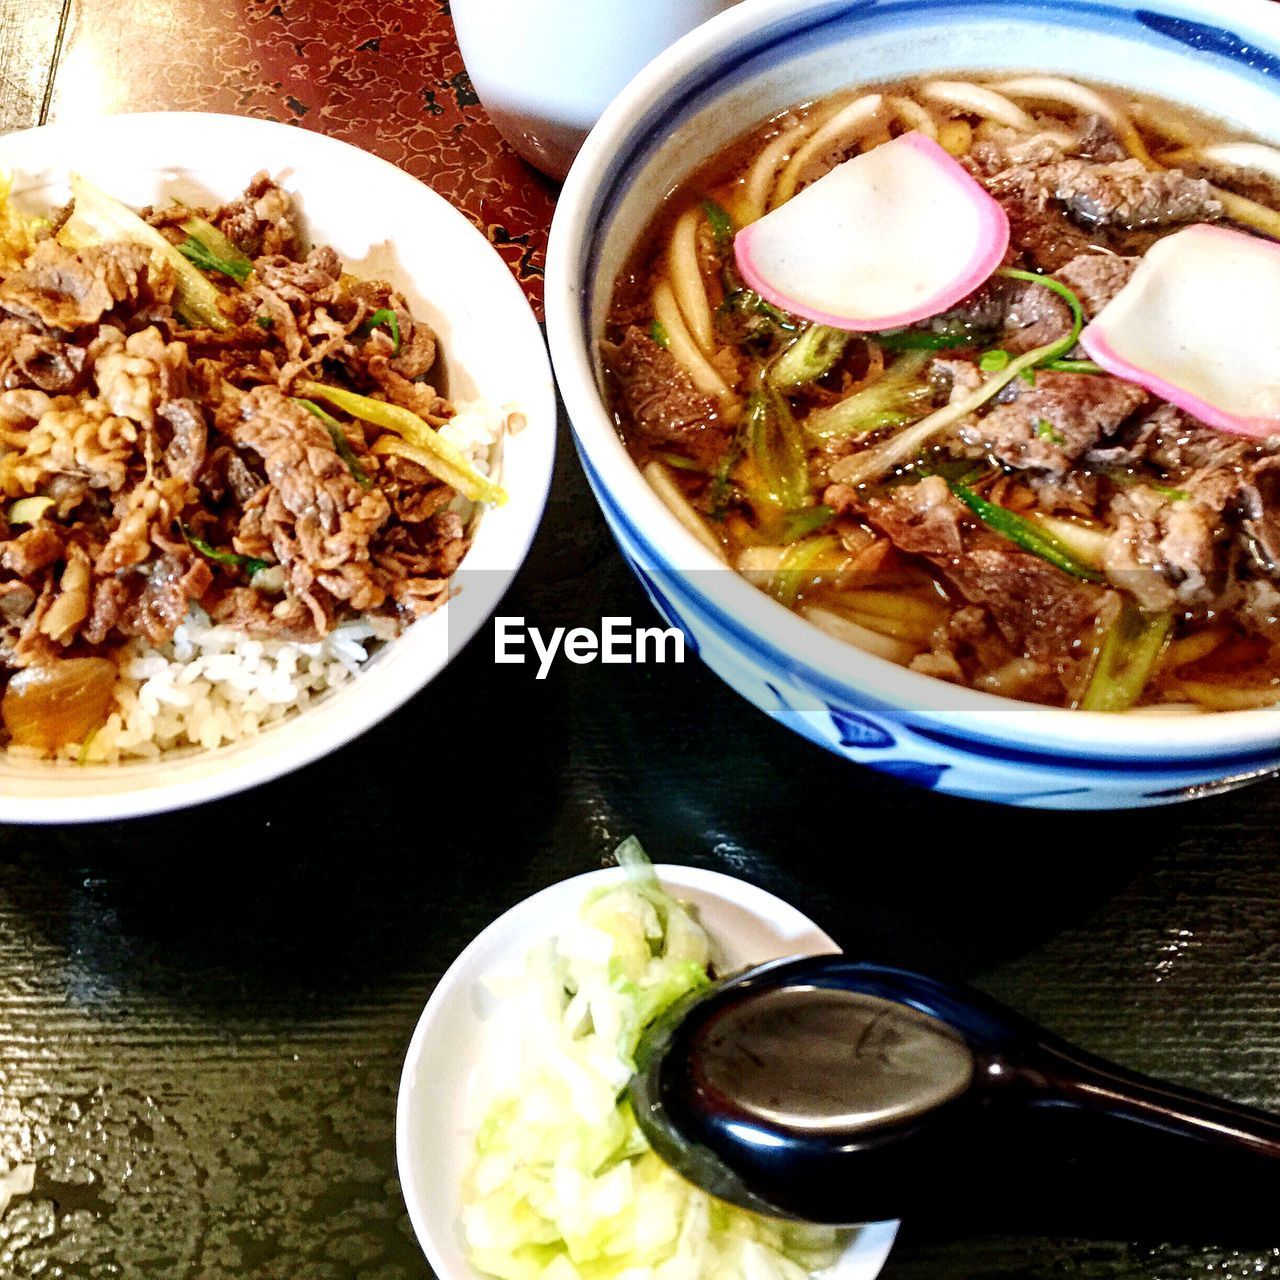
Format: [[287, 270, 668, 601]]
[[453, 0, 742, 180]]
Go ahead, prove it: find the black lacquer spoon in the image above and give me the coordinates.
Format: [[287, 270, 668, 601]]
[[629, 956, 1280, 1242]]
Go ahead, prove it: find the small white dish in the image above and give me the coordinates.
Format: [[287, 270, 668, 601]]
[[396, 863, 899, 1280], [0, 112, 556, 822]]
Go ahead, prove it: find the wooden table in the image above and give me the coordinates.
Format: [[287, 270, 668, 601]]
[[1, 3, 1279, 1277]]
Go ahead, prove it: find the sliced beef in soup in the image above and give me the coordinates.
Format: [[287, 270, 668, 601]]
[[604, 72, 1280, 712]]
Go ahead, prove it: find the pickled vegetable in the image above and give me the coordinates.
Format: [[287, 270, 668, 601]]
[[2, 657, 117, 751]]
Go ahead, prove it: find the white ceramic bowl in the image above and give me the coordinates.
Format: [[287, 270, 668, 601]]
[[396, 863, 900, 1280], [545, 0, 1280, 810], [0, 113, 555, 823], [452, 0, 742, 180]]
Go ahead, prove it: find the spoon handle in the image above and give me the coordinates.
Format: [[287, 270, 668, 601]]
[[1024, 1036, 1280, 1182]]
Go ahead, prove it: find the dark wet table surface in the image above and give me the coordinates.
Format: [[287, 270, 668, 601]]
[[1, 2, 1279, 1277]]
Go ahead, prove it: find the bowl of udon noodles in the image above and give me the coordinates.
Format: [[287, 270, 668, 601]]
[[545, 0, 1280, 809]]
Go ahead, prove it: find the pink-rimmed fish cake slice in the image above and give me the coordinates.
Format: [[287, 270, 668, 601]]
[[1081, 224, 1280, 439], [733, 131, 1010, 332]]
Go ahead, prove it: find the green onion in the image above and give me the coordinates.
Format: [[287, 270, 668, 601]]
[[178, 214, 255, 276], [996, 267, 1085, 368], [803, 350, 933, 441], [1043, 358, 1104, 374], [747, 383, 809, 510], [181, 524, 270, 578], [653, 450, 706, 474], [949, 480, 1104, 581], [980, 349, 1011, 372], [296, 379, 506, 506], [722, 288, 800, 334], [707, 436, 743, 520], [876, 329, 972, 352], [8, 496, 54, 525], [1035, 418, 1066, 445], [1080, 601, 1174, 712], [296, 399, 374, 490], [1151, 484, 1190, 502], [783, 504, 837, 540], [770, 534, 842, 607], [769, 326, 848, 389], [363, 307, 402, 356], [702, 199, 734, 253], [61, 174, 230, 330], [177, 233, 253, 283], [649, 319, 670, 349], [255, 315, 274, 330]]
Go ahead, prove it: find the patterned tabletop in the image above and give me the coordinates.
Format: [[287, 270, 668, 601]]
[[0, 0, 554, 315]]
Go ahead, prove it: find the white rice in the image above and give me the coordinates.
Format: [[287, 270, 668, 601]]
[[5, 397, 514, 766], [438, 398, 508, 467], [14, 608, 399, 766]]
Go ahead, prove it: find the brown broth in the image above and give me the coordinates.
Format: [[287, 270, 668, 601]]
[[602, 75, 1280, 711]]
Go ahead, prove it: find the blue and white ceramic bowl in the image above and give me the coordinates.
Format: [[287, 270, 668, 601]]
[[546, 0, 1280, 810]]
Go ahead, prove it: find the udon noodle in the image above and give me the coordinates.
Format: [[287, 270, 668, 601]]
[[603, 75, 1280, 712]]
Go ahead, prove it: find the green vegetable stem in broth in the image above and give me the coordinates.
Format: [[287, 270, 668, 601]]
[[601, 73, 1280, 713]]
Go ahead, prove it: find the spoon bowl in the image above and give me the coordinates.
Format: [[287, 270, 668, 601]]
[[630, 955, 1280, 1238]]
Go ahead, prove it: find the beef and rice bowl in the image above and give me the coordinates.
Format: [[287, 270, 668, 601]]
[[603, 74, 1280, 713], [0, 171, 508, 761]]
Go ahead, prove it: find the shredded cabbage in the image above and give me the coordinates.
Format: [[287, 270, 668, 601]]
[[462, 837, 845, 1280]]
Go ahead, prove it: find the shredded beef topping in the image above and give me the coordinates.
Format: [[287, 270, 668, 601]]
[[930, 357, 984, 406], [1103, 483, 1227, 612], [986, 183, 1097, 272], [0, 171, 488, 747], [1085, 403, 1254, 473], [1076, 115, 1129, 164], [1043, 159, 1223, 229], [212, 172, 302, 259], [1239, 457, 1280, 575], [939, 273, 1074, 353], [229, 385, 392, 619], [0, 241, 164, 330], [1055, 252, 1139, 318], [988, 155, 1222, 232], [6, 331, 87, 393], [857, 477, 1103, 662]]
